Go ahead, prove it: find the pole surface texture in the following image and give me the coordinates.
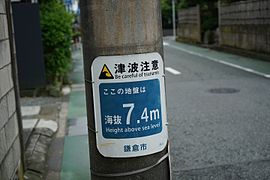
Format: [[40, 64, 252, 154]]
[[80, 1, 170, 179], [172, 0, 176, 39]]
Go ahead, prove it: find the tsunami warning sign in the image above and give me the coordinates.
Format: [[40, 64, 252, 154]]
[[91, 52, 168, 158]]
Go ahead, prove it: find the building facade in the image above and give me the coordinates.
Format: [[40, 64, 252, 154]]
[[0, 0, 22, 179]]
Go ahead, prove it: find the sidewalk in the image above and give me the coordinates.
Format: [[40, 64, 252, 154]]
[[21, 96, 62, 179], [60, 46, 90, 180]]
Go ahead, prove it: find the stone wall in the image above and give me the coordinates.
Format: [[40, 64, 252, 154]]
[[0, 0, 21, 179], [219, 0, 270, 54], [177, 5, 201, 43]]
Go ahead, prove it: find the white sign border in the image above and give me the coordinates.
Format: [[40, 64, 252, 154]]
[[91, 52, 168, 158]]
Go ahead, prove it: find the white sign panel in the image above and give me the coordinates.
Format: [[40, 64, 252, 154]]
[[91, 52, 168, 158]]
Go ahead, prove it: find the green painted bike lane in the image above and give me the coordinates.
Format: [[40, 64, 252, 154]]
[[61, 47, 91, 180], [164, 37, 270, 78]]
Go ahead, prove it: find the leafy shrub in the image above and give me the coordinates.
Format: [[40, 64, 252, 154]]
[[201, 3, 218, 32], [39, 0, 73, 86], [176, 0, 218, 34], [161, 0, 173, 29]]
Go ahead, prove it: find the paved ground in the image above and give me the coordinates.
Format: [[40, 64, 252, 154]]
[[163, 37, 270, 179], [20, 97, 62, 179], [58, 38, 270, 180], [60, 47, 90, 180]]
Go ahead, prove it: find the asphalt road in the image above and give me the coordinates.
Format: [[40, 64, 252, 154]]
[[164, 39, 270, 179]]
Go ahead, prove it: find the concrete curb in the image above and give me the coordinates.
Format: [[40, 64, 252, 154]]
[[21, 99, 64, 180], [24, 127, 56, 180]]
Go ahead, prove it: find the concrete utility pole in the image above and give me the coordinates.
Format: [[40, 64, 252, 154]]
[[172, 0, 176, 40], [80, 0, 170, 179]]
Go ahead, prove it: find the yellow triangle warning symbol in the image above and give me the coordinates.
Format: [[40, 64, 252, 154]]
[[99, 64, 114, 79]]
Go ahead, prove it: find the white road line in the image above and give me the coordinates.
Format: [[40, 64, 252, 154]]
[[165, 67, 181, 75], [163, 42, 169, 46], [166, 43, 270, 79]]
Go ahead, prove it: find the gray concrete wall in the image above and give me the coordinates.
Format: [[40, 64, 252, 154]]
[[0, 0, 21, 179], [219, 0, 270, 54], [177, 5, 201, 43]]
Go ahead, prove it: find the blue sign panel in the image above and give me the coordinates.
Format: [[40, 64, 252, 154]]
[[99, 79, 162, 139], [64, 0, 72, 5]]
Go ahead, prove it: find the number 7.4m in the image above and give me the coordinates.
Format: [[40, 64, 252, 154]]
[[123, 103, 160, 125]]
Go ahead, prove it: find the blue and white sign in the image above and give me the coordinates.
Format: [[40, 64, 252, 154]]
[[91, 52, 168, 158], [100, 79, 162, 139]]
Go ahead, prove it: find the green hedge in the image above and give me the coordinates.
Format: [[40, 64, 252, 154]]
[[161, 0, 173, 29], [39, 0, 73, 86]]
